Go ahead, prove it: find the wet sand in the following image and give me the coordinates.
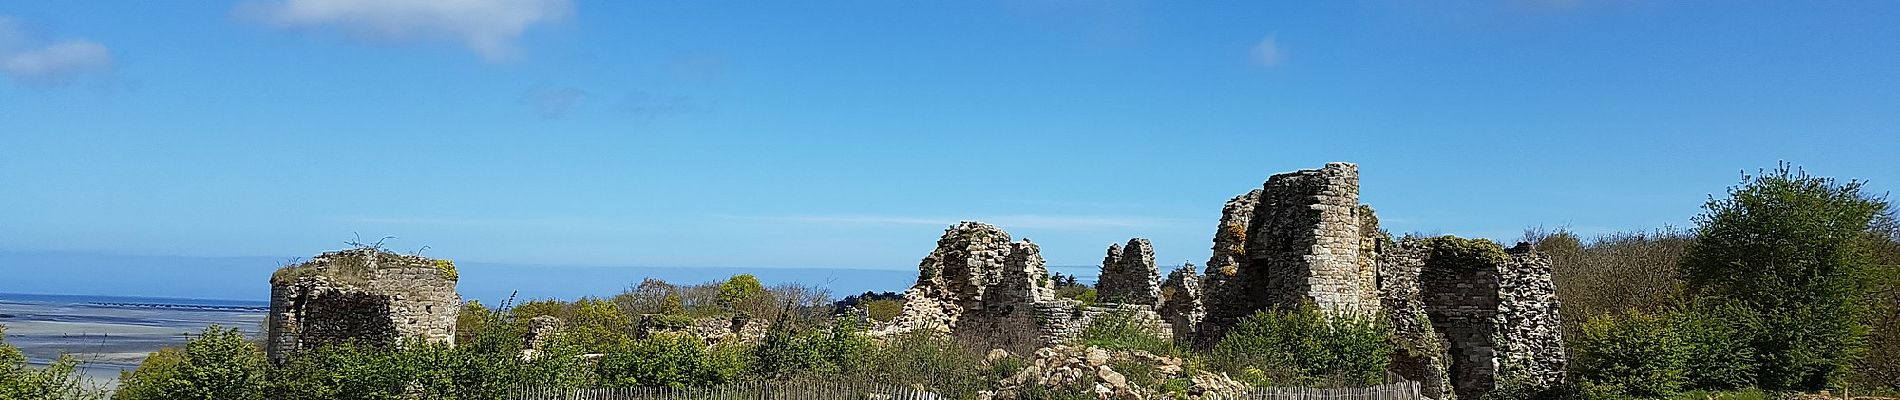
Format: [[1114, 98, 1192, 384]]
[[0, 294, 266, 387]]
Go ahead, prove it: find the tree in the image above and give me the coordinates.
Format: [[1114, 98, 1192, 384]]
[[716, 274, 766, 314], [1, 324, 101, 400], [115, 326, 267, 400], [1679, 163, 1891, 390]]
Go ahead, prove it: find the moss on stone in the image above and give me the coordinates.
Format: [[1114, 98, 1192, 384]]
[[1420, 236, 1508, 271], [269, 248, 452, 285]]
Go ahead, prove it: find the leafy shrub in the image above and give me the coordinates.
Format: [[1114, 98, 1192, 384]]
[[0, 324, 102, 400], [267, 341, 414, 400], [1210, 304, 1394, 387], [1675, 303, 1760, 390], [114, 326, 266, 400], [1077, 310, 1180, 357], [593, 333, 748, 388], [752, 314, 874, 379], [863, 331, 991, 399], [716, 274, 767, 313], [861, 298, 904, 322], [1679, 163, 1889, 391], [1572, 310, 1688, 399]]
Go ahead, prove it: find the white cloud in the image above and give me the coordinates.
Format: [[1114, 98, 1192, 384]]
[[0, 16, 115, 88], [238, 0, 572, 61], [1249, 33, 1284, 67], [520, 85, 587, 119], [721, 214, 1189, 230]]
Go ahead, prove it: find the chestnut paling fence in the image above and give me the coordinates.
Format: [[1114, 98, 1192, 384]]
[[511, 380, 1424, 400]]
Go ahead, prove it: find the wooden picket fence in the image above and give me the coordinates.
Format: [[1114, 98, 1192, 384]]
[[512, 380, 1423, 400]]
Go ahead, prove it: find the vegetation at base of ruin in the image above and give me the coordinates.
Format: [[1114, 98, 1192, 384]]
[[1525, 226, 1692, 342], [1076, 309, 1183, 358], [1208, 304, 1395, 388], [1551, 163, 1900, 398], [112, 326, 267, 400], [0, 324, 105, 400], [1678, 164, 1888, 391]]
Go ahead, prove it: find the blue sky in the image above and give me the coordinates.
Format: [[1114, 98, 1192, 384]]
[[2, 1, 1897, 299]]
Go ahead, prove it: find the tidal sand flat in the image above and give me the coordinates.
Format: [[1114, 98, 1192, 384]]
[[0, 293, 266, 385]]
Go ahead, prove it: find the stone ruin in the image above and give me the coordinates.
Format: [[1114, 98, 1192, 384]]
[[879, 222, 1169, 352], [1380, 239, 1567, 399], [888, 162, 1567, 400], [266, 248, 461, 365], [1157, 264, 1204, 339], [1098, 239, 1160, 305], [1197, 163, 1379, 345]]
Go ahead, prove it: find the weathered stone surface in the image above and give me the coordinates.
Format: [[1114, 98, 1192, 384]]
[[879, 222, 1059, 352], [266, 248, 460, 365], [1157, 264, 1204, 340], [1098, 238, 1160, 305], [1390, 237, 1568, 399], [1197, 163, 1375, 346], [1184, 162, 1566, 399]]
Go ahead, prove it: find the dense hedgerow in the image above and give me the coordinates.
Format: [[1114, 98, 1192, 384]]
[[1209, 304, 1393, 388]]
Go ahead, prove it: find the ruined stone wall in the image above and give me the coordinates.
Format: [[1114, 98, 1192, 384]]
[[1033, 302, 1172, 347], [1197, 163, 1377, 346], [1414, 239, 1567, 399], [1158, 264, 1204, 340], [1098, 238, 1160, 305], [266, 249, 460, 364], [1250, 162, 1369, 312], [1494, 248, 1567, 392], [882, 222, 1060, 351], [1380, 239, 1455, 400]]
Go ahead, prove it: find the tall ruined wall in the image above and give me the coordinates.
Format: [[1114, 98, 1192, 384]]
[[1098, 238, 1160, 305], [266, 249, 460, 364], [1197, 162, 1377, 345], [1413, 238, 1567, 399], [1197, 190, 1262, 345], [1251, 162, 1368, 312], [1380, 239, 1455, 400], [1494, 247, 1567, 393], [1158, 264, 1204, 339], [882, 222, 1060, 352]]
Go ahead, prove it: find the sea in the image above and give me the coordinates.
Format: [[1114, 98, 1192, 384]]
[[0, 292, 269, 387]]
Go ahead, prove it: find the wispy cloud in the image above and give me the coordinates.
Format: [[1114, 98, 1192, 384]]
[[0, 16, 115, 88], [330, 215, 631, 232], [1248, 33, 1285, 67], [520, 85, 587, 119], [236, 0, 572, 61], [720, 214, 1189, 230], [619, 90, 707, 119]]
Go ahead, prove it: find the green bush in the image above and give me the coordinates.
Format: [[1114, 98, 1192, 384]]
[[114, 326, 267, 400], [1210, 304, 1394, 387], [268, 341, 414, 400], [752, 314, 874, 379], [0, 324, 102, 400], [1675, 303, 1761, 390], [1077, 310, 1180, 357], [1679, 163, 1889, 391], [716, 274, 767, 314], [1572, 310, 1688, 399], [862, 331, 991, 399], [593, 333, 748, 388]]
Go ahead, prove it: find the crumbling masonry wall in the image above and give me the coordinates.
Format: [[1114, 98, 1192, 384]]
[[881, 222, 1065, 352], [1098, 238, 1160, 305], [266, 248, 461, 365], [1411, 239, 1567, 399], [1197, 162, 1377, 345], [1158, 264, 1205, 339]]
